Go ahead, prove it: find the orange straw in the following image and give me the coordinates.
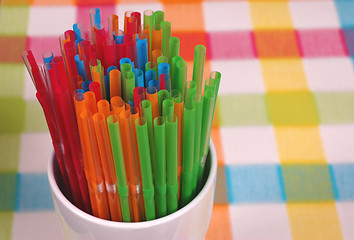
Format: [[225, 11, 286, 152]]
[[151, 24, 162, 52], [80, 110, 110, 220], [146, 86, 159, 119], [111, 96, 127, 116], [84, 91, 98, 114], [152, 49, 162, 64], [93, 112, 122, 221], [92, 65, 106, 99], [119, 109, 145, 222], [110, 69, 121, 99], [142, 26, 151, 61], [73, 93, 97, 216], [97, 99, 111, 118]]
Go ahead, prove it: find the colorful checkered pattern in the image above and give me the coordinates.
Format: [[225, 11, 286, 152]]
[[1, 0, 354, 239]]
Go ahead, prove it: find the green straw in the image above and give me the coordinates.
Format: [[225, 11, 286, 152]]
[[181, 100, 196, 206], [176, 59, 187, 96], [140, 100, 156, 182], [158, 89, 170, 116], [161, 21, 171, 58], [135, 117, 156, 221], [154, 10, 164, 26], [192, 45, 206, 96], [157, 55, 168, 67], [107, 115, 131, 222], [197, 89, 216, 190], [191, 94, 203, 197], [121, 63, 133, 101], [154, 117, 167, 218], [162, 98, 174, 119], [143, 10, 154, 30], [171, 56, 183, 91], [169, 37, 180, 67], [166, 114, 178, 214], [124, 71, 135, 103], [184, 80, 196, 106], [145, 61, 156, 73]]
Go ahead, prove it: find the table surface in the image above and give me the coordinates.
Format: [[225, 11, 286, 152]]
[[1, 0, 354, 239]]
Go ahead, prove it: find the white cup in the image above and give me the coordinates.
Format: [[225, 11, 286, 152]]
[[47, 140, 217, 240]]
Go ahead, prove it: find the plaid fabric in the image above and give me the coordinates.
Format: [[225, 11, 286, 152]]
[[1, 0, 354, 239]]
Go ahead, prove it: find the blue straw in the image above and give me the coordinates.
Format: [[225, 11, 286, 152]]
[[120, 57, 134, 69], [158, 62, 170, 77], [82, 80, 92, 92], [133, 68, 144, 87], [75, 54, 87, 82], [136, 36, 148, 72], [148, 80, 159, 91], [145, 70, 156, 88]]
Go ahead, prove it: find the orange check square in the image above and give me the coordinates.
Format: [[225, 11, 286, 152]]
[[254, 30, 300, 58], [173, 31, 208, 61], [164, 3, 204, 32]]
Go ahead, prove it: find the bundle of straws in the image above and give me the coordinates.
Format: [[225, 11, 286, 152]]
[[23, 8, 220, 222]]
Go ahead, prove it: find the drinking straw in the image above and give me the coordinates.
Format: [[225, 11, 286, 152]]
[[108, 14, 119, 41], [145, 61, 156, 74], [161, 21, 171, 58], [163, 98, 174, 119], [97, 99, 111, 118], [103, 39, 116, 71], [92, 63, 106, 99], [78, 40, 92, 81], [197, 88, 216, 190], [133, 12, 141, 32], [38, 90, 72, 203], [171, 56, 183, 90], [89, 82, 102, 102], [64, 42, 79, 92], [158, 61, 169, 79], [154, 10, 164, 26], [143, 10, 154, 30], [140, 100, 156, 179], [133, 68, 144, 87], [73, 92, 97, 214], [148, 79, 159, 91], [90, 8, 101, 28], [109, 69, 121, 98], [84, 91, 98, 114], [125, 38, 137, 63], [135, 117, 156, 221], [176, 59, 187, 96], [107, 115, 132, 222], [93, 112, 122, 221], [74, 75, 84, 91], [165, 114, 178, 214], [191, 94, 203, 197], [184, 81, 196, 107], [80, 110, 110, 220], [127, 16, 137, 35], [111, 96, 126, 116], [171, 90, 183, 200], [157, 56, 168, 67], [124, 11, 133, 34], [153, 117, 167, 218], [120, 62, 133, 76], [169, 37, 180, 67], [82, 81, 92, 92], [113, 29, 124, 44], [145, 69, 156, 87], [209, 71, 221, 107], [152, 49, 162, 64], [181, 100, 196, 207], [75, 54, 87, 82], [94, 27, 106, 72], [136, 33, 148, 72], [151, 24, 162, 52], [158, 89, 170, 116], [54, 68, 91, 213], [133, 87, 146, 111], [124, 71, 135, 103], [146, 86, 159, 119], [119, 109, 145, 222], [114, 32, 125, 68], [73, 23, 85, 42], [159, 73, 171, 92], [192, 45, 206, 96]]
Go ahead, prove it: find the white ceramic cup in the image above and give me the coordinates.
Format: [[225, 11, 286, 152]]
[[48, 140, 217, 240]]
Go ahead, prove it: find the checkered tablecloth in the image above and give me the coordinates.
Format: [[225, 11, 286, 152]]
[[1, 0, 354, 239]]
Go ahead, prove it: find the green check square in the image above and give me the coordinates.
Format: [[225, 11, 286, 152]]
[[0, 173, 17, 210], [266, 91, 319, 126], [315, 92, 354, 124], [24, 100, 48, 132], [0, 64, 25, 97], [0, 212, 13, 240], [0, 98, 26, 134], [0, 134, 20, 172], [0, 6, 29, 36], [281, 164, 335, 202], [218, 94, 269, 126]]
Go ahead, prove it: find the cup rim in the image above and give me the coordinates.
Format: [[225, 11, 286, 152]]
[[48, 139, 217, 229]]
